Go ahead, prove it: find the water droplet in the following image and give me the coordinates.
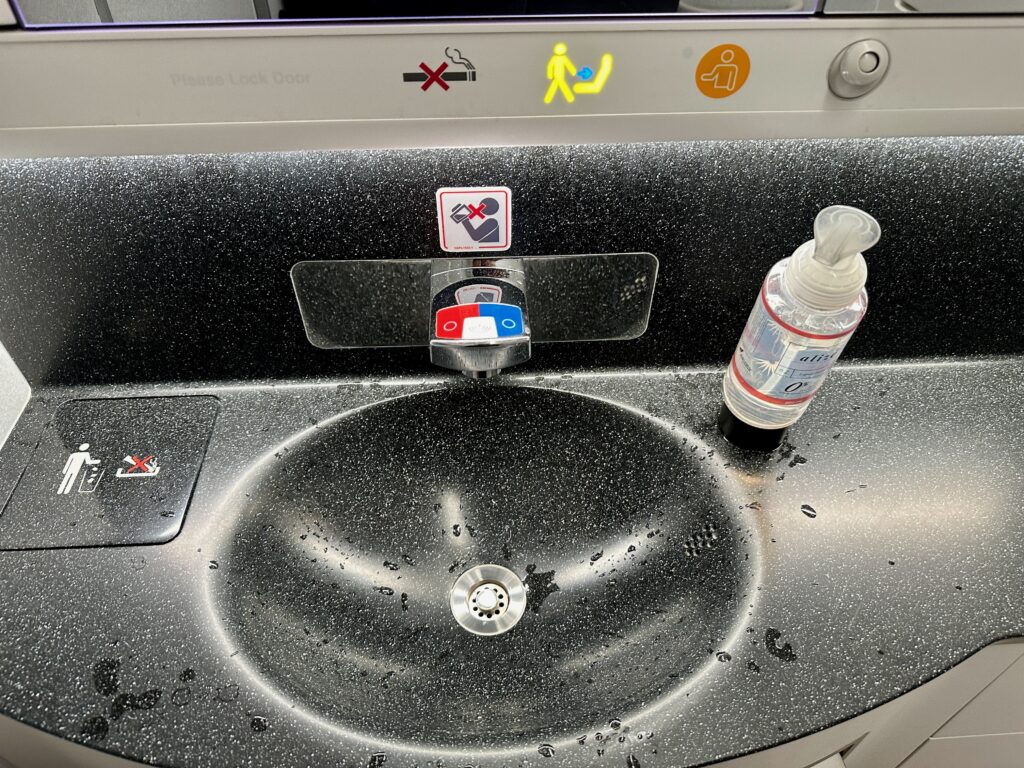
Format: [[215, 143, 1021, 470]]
[[590, 550, 604, 563], [375, 586, 395, 596], [80, 716, 109, 742], [215, 684, 239, 702], [92, 659, 120, 696], [538, 744, 556, 758], [716, 651, 731, 662], [452, 524, 461, 537], [368, 753, 387, 767], [800, 504, 817, 519], [765, 628, 798, 662], [627, 756, 642, 768], [609, 718, 622, 730], [171, 687, 191, 706], [250, 716, 268, 732]]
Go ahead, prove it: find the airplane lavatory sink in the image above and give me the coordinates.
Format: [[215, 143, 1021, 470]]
[[210, 385, 757, 751]]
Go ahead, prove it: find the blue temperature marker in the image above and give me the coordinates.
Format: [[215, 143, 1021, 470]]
[[478, 303, 524, 337]]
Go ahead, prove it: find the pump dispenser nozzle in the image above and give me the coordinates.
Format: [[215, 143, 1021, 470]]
[[785, 205, 881, 311], [812, 205, 882, 267]]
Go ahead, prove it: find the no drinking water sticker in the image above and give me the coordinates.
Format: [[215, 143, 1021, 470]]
[[436, 187, 512, 252]]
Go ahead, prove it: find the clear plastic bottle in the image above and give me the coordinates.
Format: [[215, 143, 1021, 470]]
[[719, 205, 881, 450]]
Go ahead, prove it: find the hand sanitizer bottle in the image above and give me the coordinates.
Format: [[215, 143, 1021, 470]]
[[719, 205, 881, 451]]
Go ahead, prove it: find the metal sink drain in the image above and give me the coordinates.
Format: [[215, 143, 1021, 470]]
[[450, 564, 527, 636]]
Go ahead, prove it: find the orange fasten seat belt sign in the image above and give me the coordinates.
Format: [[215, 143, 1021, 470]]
[[695, 44, 751, 99]]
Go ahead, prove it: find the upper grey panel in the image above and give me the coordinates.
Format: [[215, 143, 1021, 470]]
[[10, 0, 818, 26], [0, 137, 1022, 386], [824, 1, 1024, 12], [15, 0, 1022, 26]]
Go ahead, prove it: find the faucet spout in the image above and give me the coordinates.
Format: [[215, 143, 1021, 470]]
[[463, 369, 500, 380], [429, 258, 531, 378]]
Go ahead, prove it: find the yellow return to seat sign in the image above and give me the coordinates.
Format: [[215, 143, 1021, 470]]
[[544, 43, 614, 105]]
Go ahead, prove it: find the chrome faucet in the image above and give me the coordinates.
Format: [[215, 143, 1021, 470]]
[[290, 252, 658, 379], [429, 258, 531, 379]]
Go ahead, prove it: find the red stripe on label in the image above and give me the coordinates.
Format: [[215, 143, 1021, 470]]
[[731, 356, 817, 406], [759, 283, 857, 341]]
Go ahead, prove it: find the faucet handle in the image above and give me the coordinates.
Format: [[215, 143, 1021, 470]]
[[429, 261, 531, 378], [434, 302, 526, 341]]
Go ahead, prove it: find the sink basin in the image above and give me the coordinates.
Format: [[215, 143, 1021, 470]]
[[211, 386, 755, 748]]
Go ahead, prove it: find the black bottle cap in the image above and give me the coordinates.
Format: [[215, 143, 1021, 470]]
[[717, 403, 787, 452]]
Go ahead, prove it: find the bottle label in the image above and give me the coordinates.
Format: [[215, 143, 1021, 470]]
[[731, 289, 856, 405]]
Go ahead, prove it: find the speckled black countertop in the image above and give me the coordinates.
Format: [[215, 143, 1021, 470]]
[[1, 357, 1022, 768]]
